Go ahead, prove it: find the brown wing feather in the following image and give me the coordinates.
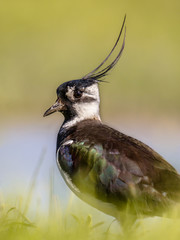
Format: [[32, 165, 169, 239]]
[[59, 119, 180, 215], [67, 120, 180, 193]]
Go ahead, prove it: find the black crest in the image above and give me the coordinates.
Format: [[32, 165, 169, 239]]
[[82, 15, 126, 81]]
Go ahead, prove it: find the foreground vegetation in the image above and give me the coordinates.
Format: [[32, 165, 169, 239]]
[[0, 193, 180, 240]]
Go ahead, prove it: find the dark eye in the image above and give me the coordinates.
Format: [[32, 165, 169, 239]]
[[74, 89, 83, 98]]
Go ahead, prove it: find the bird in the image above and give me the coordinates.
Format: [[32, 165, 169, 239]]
[[43, 16, 180, 223]]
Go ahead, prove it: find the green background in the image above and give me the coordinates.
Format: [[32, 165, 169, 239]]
[[0, 0, 180, 119]]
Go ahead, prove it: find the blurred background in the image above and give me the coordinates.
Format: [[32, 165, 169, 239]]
[[0, 0, 180, 217]]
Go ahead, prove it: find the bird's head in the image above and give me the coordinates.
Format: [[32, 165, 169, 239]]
[[44, 16, 126, 128], [43, 79, 101, 125]]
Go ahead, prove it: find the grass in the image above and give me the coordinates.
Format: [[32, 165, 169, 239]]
[[1, 190, 180, 240], [0, 150, 180, 240]]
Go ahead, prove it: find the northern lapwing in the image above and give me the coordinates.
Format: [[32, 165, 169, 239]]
[[44, 16, 180, 222]]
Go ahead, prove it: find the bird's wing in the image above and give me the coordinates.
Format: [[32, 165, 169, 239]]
[[57, 120, 180, 215]]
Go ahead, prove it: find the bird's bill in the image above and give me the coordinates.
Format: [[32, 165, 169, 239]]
[[43, 99, 65, 117]]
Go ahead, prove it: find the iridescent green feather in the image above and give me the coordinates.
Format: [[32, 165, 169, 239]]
[[68, 142, 122, 194]]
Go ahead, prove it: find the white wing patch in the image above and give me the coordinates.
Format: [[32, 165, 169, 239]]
[[62, 140, 74, 146]]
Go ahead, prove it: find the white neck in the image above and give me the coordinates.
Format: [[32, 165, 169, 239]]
[[62, 101, 101, 129]]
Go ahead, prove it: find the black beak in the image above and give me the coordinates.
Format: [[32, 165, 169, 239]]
[[43, 99, 66, 117]]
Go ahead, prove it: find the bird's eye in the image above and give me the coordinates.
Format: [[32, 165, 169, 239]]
[[74, 89, 83, 98]]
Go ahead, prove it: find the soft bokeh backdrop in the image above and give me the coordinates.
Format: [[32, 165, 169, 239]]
[[0, 0, 180, 217]]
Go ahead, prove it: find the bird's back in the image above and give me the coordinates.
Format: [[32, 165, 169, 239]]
[[57, 119, 180, 217]]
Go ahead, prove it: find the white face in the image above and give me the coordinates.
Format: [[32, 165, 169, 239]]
[[63, 83, 101, 128], [65, 83, 100, 103]]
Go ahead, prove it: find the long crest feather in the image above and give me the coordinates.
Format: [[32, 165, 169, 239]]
[[82, 15, 126, 81]]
